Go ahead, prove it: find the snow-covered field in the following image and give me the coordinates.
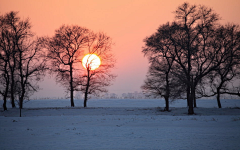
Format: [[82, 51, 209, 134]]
[[1, 99, 240, 150]]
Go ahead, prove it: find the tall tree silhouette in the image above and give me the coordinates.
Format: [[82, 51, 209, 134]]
[[17, 39, 47, 110], [77, 32, 116, 107], [142, 31, 185, 111], [45, 25, 89, 107], [142, 3, 239, 114], [0, 13, 11, 110], [0, 11, 47, 110], [141, 57, 185, 111], [0, 42, 10, 110], [205, 24, 240, 107], [0, 11, 22, 108], [173, 3, 222, 114]]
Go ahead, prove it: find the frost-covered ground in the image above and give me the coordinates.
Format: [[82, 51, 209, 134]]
[[1, 99, 240, 150]]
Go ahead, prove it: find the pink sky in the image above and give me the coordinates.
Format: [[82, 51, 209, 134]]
[[1, 0, 240, 98]]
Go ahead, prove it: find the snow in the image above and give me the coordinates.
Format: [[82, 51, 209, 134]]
[[1, 99, 240, 150]]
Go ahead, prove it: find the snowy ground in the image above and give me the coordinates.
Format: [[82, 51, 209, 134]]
[[1, 99, 240, 150]]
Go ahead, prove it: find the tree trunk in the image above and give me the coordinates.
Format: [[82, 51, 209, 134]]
[[188, 94, 194, 114], [70, 64, 74, 107], [193, 89, 197, 108], [19, 83, 25, 110], [188, 85, 195, 115], [19, 97, 23, 109], [164, 72, 170, 111], [3, 79, 8, 111], [84, 96, 87, 107], [20, 107, 22, 117], [194, 96, 197, 107], [84, 86, 89, 107], [187, 85, 190, 107], [19, 90, 24, 117], [84, 69, 91, 107], [9, 54, 17, 108], [3, 65, 9, 111], [19, 50, 25, 110], [217, 88, 222, 108], [10, 74, 16, 108], [3, 96, 7, 111], [164, 97, 169, 111]]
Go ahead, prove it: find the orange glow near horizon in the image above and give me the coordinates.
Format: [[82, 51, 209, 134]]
[[82, 54, 101, 70]]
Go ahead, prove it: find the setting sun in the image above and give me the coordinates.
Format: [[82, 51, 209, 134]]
[[82, 54, 101, 70]]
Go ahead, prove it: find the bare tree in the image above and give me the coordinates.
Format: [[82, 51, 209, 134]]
[[0, 47, 10, 111], [77, 32, 116, 107], [0, 13, 11, 110], [142, 27, 186, 111], [0, 11, 23, 108], [202, 24, 240, 107], [16, 38, 47, 110], [173, 3, 223, 114], [45, 25, 89, 107], [0, 11, 47, 112], [141, 57, 185, 111], [142, 3, 237, 114]]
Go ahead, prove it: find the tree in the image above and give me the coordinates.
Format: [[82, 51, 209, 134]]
[[203, 24, 240, 107], [0, 45, 10, 111], [173, 3, 223, 114], [0, 13, 11, 110], [45, 25, 89, 107], [16, 38, 47, 110], [77, 32, 116, 107], [0, 11, 47, 111], [142, 3, 235, 114], [141, 57, 185, 111], [0, 11, 20, 108], [142, 28, 186, 111]]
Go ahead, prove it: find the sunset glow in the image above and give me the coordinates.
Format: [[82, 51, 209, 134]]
[[82, 54, 101, 70], [2, 0, 239, 97]]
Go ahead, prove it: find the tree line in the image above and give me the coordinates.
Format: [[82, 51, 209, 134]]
[[1, 3, 239, 115], [0, 11, 116, 111], [142, 2, 240, 114]]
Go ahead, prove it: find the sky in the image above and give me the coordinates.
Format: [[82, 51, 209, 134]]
[[1, 0, 240, 98]]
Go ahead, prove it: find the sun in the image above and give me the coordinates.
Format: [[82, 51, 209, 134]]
[[82, 54, 101, 70]]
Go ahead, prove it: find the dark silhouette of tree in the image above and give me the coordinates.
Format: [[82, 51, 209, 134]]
[[16, 39, 47, 110], [77, 32, 116, 107], [142, 28, 185, 111], [141, 57, 185, 111], [0, 13, 12, 110], [200, 24, 240, 108], [0, 45, 10, 111], [142, 3, 239, 114], [44, 25, 89, 107], [0, 11, 47, 111], [173, 3, 222, 114], [0, 11, 22, 108]]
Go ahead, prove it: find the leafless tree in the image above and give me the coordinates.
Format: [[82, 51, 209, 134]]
[[142, 3, 238, 114], [200, 24, 240, 107], [173, 3, 223, 114], [44, 25, 89, 107], [77, 32, 116, 107], [0, 11, 47, 112], [0, 14, 11, 110], [16, 39, 47, 110], [0, 45, 10, 111], [142, 28, 186, 111], [0, 11, 23, 108], [141, 57, 185, 111]]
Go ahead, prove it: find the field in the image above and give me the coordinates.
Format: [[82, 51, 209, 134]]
[[1, 99, 240, 150]]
